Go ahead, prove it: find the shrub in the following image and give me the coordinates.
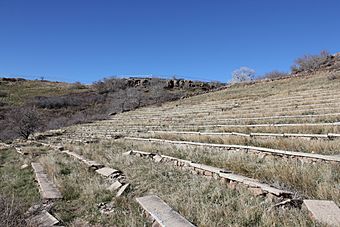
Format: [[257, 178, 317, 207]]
[[259, 71, 289, 80], [62, 183, 80, 201], [34, 96, 80, 109], [291, 50, 330, 73], [231, 67, 256, 83], [70, 82, 87, 90], [93, 77, 127, 94], [34, 93, 104, 109]]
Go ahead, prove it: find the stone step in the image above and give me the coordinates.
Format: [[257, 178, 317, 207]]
[[26, 210, 60, 226], [303, 200, 340, 226], [136, 195, 195, 227], [31, 163, 62, 200], [95, 167, 121, 177], [124, 137, 340, 163]]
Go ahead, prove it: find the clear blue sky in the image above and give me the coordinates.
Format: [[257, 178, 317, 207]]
[[1, 0, 340, 83]]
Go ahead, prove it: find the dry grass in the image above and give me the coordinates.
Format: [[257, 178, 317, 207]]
[[38, 152, 147, 226], [120, 140, 340, 205], [59, 141, 320, 226], [0, 148, 40, 227], [0, 79, 89, 105]]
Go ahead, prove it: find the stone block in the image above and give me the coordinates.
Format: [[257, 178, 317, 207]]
[[303, 200, 340, 226]]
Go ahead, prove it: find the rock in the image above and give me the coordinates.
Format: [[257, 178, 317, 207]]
[[303, 200, 340, 226], [95, 167, 121, 177], [107, 181, 123, 191], [26, 210, 59, 226], [116, 183, 130, 197], [228, 181, 238, 190], [97, 202, 115, 214], [153, 154, 163, 163], [21, 164, 29, 169]]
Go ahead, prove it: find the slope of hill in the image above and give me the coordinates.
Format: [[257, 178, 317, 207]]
[[0, 77, 223, 142], [2, 68, 339, 226]]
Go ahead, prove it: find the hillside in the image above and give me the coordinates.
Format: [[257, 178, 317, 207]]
[[1, 68, 339, 226], [0, 77, 223, 142]]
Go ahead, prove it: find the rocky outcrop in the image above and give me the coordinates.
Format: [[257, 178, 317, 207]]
[[165, 79, 219, 90]]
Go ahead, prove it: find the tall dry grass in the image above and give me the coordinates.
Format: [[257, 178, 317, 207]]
[[58, 141, 319, 226], [121, 140, 340, 204]]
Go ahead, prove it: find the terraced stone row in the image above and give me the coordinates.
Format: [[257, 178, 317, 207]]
[[124, 137, 340, 163], [124, 150, 294, 199], [124, 89, 340, 111], [116, 92, 340, 114], [111, 112, 340, 122], [97, 107, 340, 127], [71, 121, 340, 130], [110, 106, 340, 121], [150, 130, 340, 140]]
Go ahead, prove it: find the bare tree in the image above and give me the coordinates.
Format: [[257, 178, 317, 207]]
[[14, 107, 41, 139], [231, 67, 256, 83]]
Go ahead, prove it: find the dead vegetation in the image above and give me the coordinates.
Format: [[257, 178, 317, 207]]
[[0, 148, 40, 227]]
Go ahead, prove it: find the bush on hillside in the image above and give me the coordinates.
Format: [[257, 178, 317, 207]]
[[34, 96, 81, 109], [70, 81, 87, 90], [93, 77, 127, 94], [291, 50, 331, 73], [259, 71, 290, 80], [34, 93, 104, 109]]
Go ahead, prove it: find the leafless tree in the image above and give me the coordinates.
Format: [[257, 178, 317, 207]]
[[231, 67, 256, 83], [13, 107, 41, 139]]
